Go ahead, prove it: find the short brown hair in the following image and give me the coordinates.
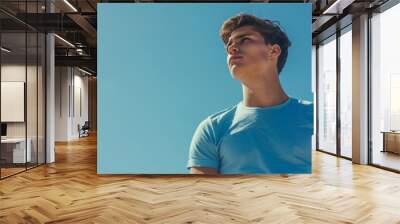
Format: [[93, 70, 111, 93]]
[[220, 13, 291, 74]]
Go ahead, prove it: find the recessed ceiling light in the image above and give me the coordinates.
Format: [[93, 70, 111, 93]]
[[54, 34, 75, 48], [322, 0, 353, 15], [77, 67, 93, 76], [1, 47, 11, 53], [63, 0, 78, 12]]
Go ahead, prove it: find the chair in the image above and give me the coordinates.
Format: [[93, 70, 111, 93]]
[[78, 121, 90, 138]]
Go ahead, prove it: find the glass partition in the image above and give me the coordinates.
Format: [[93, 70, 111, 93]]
[[317, 34, 337, 155], [27, 31, 38, 169], [38, 32, 45, 165], [0, 1, 46, 179], [1, 31, 28, 177]]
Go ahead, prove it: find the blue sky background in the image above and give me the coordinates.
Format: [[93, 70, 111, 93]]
[[98, 3, 312, 174]]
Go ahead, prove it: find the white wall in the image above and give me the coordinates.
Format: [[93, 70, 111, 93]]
[[55, 66, 69, 141], [55, 67, 89, 141]]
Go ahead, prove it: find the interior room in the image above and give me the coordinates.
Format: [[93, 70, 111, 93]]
[[0, 0, 399, 223]]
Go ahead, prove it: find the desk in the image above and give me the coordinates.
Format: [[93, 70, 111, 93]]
[[381, 131, 400, 154], [1, 138, 32, 163]]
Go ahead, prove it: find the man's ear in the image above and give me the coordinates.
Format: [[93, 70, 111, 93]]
[[269, 44, 281, 60]]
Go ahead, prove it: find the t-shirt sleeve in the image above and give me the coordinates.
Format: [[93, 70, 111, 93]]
[[187, 117, 219, 170]]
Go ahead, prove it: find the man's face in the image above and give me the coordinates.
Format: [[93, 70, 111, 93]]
[[226, 25, 277, 81]]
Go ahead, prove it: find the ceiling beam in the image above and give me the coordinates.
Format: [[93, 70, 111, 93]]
[[55, 55, 96, 70]]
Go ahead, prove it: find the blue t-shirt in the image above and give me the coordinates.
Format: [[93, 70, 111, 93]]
[[187, 97, 313, 174]]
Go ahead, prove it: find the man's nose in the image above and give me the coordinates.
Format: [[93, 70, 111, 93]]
[[227, 44, 240, 55]]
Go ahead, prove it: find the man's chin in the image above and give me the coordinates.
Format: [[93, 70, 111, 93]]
[[229, 67, 246, 80], [230, 72, 246, 80]]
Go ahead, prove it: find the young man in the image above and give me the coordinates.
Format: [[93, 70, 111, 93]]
[[187, 14, 313, 174]]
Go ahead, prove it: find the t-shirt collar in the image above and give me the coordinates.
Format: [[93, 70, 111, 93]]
[[237, 96, 293, 111]]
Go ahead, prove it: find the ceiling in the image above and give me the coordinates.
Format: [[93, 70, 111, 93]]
[[0, 0, 391, 75]]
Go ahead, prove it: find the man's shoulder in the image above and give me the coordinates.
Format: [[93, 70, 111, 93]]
[[291, 98, 313, 106], [197, 104, 238, 132], [290, 97, 313, 113], [289, 97, 314, 127], [208, 104, 238, 121]]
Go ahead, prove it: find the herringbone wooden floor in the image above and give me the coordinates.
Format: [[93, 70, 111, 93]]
[[1, 134, 400, 224]]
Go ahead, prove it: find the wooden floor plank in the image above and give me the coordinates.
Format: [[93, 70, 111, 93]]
[[0, 134, 400, 223]]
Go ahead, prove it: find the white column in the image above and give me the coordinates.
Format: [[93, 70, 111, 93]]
[[46, 1, 55, 163], [352, 14, 369, 164]]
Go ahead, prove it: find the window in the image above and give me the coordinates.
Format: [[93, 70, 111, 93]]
[[317, 35, 337, 154], [370, 2, 400, 171], [339, 26, 352, 158]]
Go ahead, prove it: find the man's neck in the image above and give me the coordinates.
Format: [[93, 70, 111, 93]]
[[241, 73, 288, 108]]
